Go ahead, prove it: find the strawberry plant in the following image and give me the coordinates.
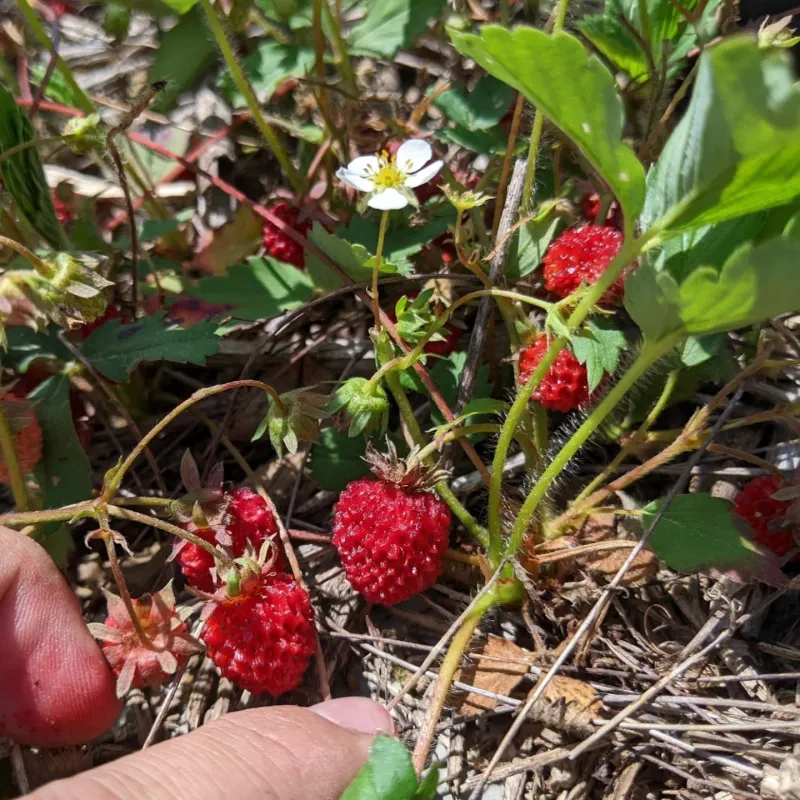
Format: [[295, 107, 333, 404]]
[[1, 0, 800, 797]]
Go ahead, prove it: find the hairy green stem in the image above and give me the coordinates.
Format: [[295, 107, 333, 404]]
[[385, 373, 489, 548], [571, 368, 679, 508], [486, 235, 643, 559], [509, 336, 678, 554], [107, 505, 234, 569], [319, 0, 357, 93], [0, 500, 94, 528], [0, 234, 53, 276], [199, 0, 302, 194], [15, 0, 93, 112], [371, 211, 390, 329], [102, 530, 152, 644], [0, 401, 29, 511], [0, 136, 64, 169], [102, 380, 282, 501]]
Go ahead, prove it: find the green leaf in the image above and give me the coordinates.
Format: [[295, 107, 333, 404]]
[[220, 40, 314, 106], [625, 237, 800, 341], [80, 312, 221, 381], [29, 374, 92, 508], [644, 494, 767, 574], [160, 0, 199, 12], [192, 256, 313, 320], [339, 212, 454, 274], [306, 223, 399, 290], [436, 124, 509, 155], [4, 326, 71, 373], [571, 319, 627, 392], [414, 764, 439, 800], [449, 26, 646, 225], [150, 7, 217, 112], [140, 209, 194, 242], [349, 0, 447, 59], [644, 38, 800, 237], [340, 736, 419, 800], [309, 427, 370, 492], [0, 85, 69, 249], [506, 214, 562, 280], [433, 76, 514, 130]]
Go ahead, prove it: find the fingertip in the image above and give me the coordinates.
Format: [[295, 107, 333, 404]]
[[311, 697, 394, 736]]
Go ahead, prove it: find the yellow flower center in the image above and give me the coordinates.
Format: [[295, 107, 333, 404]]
[[369, 152, 407, 189]]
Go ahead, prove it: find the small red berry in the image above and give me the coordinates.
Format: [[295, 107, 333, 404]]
[[177, 487, 283, 592], [53, 195, 72, 226], [734, 475, 797, 557], [0, 393, 43, 482], [581, 192, 622, 228], [519, 335, 596, 413], [332, 442, 451, 605], [262, 202, 309, 269], [543, 225, 626, 305], [89, 583, 202, 697], [201, 572, 317, 696]]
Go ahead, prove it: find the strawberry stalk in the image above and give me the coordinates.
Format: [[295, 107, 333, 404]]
[[0, 400, 28, 511], [371, 211, 390, 330]]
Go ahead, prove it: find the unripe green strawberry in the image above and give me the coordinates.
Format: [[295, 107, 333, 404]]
[[327, 377, 389, 437]]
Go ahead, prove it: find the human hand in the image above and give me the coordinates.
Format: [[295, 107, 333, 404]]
[[0, 526, 392, 799]]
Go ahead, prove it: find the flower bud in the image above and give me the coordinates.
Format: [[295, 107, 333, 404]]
[[327, 377, 390, 437]]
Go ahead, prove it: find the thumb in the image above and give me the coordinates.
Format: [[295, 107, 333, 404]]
[[28, 699, 394, 800]]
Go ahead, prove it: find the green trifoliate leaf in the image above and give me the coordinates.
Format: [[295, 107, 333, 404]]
[[570, 319, 627, 392]]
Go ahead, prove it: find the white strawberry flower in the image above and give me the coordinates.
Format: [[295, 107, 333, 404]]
[[336, 139, 444, 211]]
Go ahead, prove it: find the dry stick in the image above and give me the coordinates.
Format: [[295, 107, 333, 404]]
[[571, 610, 737, 759], [106, 82, 165, 316], [467, 386, 746, 799], [385, 561, 507, 713], [491, 93, 525, 238], [57, 332, 168, 494], [454, 159, 526, 414]]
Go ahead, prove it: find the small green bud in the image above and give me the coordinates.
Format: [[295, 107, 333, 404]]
[[63, 113, 108, 155], [442, 185, 493, 213], [758, 16, 800, 50], [327, 377, 390, 438]]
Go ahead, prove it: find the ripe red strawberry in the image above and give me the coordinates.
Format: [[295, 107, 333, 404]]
[[581, 192, 622, 228], [53, 194, 72, 226], [734, 475, 797, 557], [332, 442, 451, 605], [89, 583, 202, 697], [0, 393, 43, 482], [519, 335, 597, 413], [201, 572, 316, 695], [178, 487, 284, 592], [543, 225, 626, 305], [262, 202, 309, 269]]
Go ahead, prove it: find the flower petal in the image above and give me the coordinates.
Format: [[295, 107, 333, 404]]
[[337, 167, 376, 193], [396, 139, 432, 173], [405, 159, 444, 188], [368, 188, 409, 210], [345, 155, 381, 177]]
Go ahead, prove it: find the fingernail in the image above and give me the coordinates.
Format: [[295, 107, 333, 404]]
[[311, 697, 394, 736]]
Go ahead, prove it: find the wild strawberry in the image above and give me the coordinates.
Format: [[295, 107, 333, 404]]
[[262, 202, 309, 269], [0, 393, 43, 482], [734, 475, 797, 557], [332, 442, 451, 605], [581, 192, 622, 228], [201, 572, 316, 696], [88, 583, 202, 697], [52, 194, 72, 226], [519, 335, 598, 413], [177, 487, 284, 592], [543, 225, 626, 305]]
